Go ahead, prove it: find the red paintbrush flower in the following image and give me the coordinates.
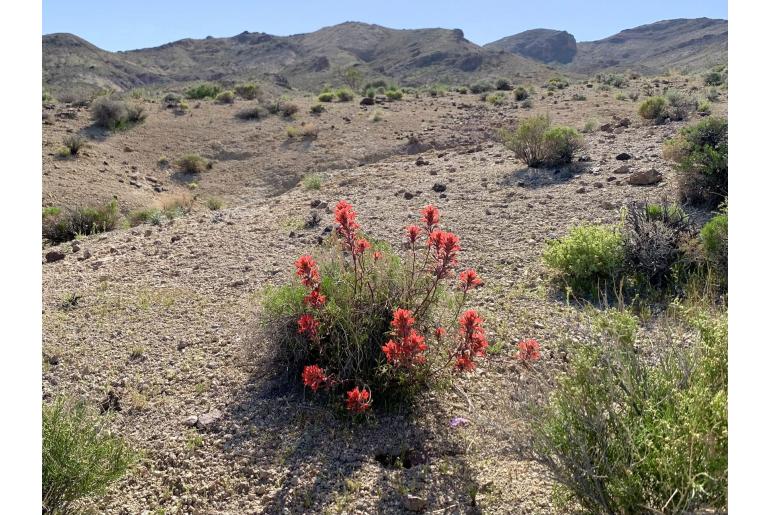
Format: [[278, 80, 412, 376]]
[[297, 314, 320, 339], [345, 387, 371, 413], [335, 200, 360, 246], [354, 238, 371, 255], [454, 309, 488, 372], [434, 327, 447, 340], [405, 225, 422, 245], [458, 269, 482, 292], [373, 250, 382, 261], [518, 339, 541, 362], [303, 289, 326, 308], [301, 365, 327, 392], [421, 205, 440, 230], [390, 308, 415, 339]]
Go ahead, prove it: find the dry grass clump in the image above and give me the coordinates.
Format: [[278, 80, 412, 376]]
[[176, 154, 210, 174]]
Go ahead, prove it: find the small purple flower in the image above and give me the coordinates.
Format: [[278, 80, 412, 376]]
[[450, 417, 470, 428]]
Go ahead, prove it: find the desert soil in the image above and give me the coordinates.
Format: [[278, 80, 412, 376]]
[[42, 78, 726, 514]]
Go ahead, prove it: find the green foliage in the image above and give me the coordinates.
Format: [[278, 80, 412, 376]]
[[665, 90, 697, 121], [470, 82, 493, 94], [697, 99, 712, 114], [513, 86, 529, 101], [42, 200, 119, 243], [215, 90, 235, 104], [499, 115, 584, 168], [185, 83, 221, 99], [335, 88, 354, 102], [533, 313, 727, 514], [700, 211, 728, 278], [90, 98, 144, 130], [597, 73, 627, 88], [703, 70, 724, 86], [310, 104, 325, 114], [638, 96, 667, 123], [63, 135, 87, 156], [176, 154, 209, 174], [485, 92, 506, 106], [234, 83, 261, 100], [546, 77, 569, 90], [664, 117, 728, 208], [302, 174, 322, 190], [206, 197, 224, 211], [318, 92, 335, 102], [542, 225, 625, 295], [43, 397, 135, 514], [235, 105, 268, 120], [495, 78, 512, 91], [342, 66, 363, 90], [385, 89, 403, 101]]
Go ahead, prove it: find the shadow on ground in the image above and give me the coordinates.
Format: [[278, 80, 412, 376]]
[[500, 163, 589, 190]]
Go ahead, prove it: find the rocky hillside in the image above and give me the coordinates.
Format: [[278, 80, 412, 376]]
[[43, 22, 547, 95], [484, 29, 577, 64]]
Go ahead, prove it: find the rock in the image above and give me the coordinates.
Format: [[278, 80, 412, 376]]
[[593, 182, 604, 188], [100, 390, 121, 413], [183, 415, 198, 427], [431, 183, 446, 193], [617, 117, 631, 128], [415, 157, 429, 166], [612, 165, 631, 174], [600, 200, 616, 210], [359, 97, 375, 106], [616, 152, 632, 161], [628, 168, 662, 186], [196, 409, 223, 430], [600, 123, 613, 132], [403, 192, 414, 200], [403, 494, 428, 512], [576, 187, 587, 194], [577, 155, 592, 162], [45, 250, 65, 263]]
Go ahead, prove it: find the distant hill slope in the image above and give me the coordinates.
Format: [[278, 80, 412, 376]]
[[569, 18, 727, 74], [484, 29, 577, 64], [43, 22, 548, 95]]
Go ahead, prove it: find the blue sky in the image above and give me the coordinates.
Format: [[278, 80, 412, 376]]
[[43, 0, 727, 51]]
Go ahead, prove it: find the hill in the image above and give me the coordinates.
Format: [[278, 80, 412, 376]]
[[484, 29, 578, 64]]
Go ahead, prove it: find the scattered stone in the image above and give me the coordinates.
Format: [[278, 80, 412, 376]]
[[100, 390, 121, 413], [612, 165, 631, 174], [196, 409, 223, 430], [403, 494, 428, 512], [403, 192, 414, 200], [577, 155, 592, 162], [183, 415, 198, 427], [617, 117, 631, 128], [600, 123, 613, 132], [359, 97, 375, 106], [431, 183, 446, 193], [576, 187, 587, 194], [415, 156, 429, 166], [628, 168, 662, 186], [45, 250, 65, 263], [616, 152, 632, 161]]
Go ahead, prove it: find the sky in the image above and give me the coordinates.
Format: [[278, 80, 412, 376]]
[[43, 0, 727, 52]]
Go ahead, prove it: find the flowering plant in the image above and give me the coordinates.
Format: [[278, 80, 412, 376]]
[[261, 201, 491, 413]]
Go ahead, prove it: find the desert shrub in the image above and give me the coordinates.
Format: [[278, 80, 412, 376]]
[[259, 202, 490, 412], [546, 77, 569, 90], [234, 83, 261, 100], [703, 70, 724, 86], [43, 397, 134, 514], [42, 200, 119, 243], [705, 87, 720, 102], [126, 104, 146, 123], [287, 123, 319, 140], [581, 119, 597, 133], [302, 173, 322, 190], [185, 83, 221, 99], [457, 86, 468, 94], [499, 115, 584, 168], [235, 105, 268, 120], [336, 88, 354, 102], [614, 92, 627, 101], [697, 99, 712, 114], [266, 101, 281, 115], [470, 82, 493, 94], [310, 104, 325, 114], [520, 98, 533, 109], [665, 90, 697, 121], [495, 78, 512, 91], [485, 92, 506, 106], [206, 197, 224, 210], [542, 225, 625, 295], [385, 89, 403, 101], [163, 92, 182, 108], [369, 109, 384, 122], [215, 90, 235, 104], [700, 210, 728, 278], [90, 98, 128, 129], [513, 86, 529, 101], [318, 92, 335, 102], [664, 117, 728, 207], [638, 96, 666, 122], [598, 73, 627, 88], [176, 154, 209, 174], [281, 102, 299, 117], [63, 135, 87, 156], [628, 90, 640, 101], [622, 201, 692, 286], [533, 313, 727, 514], [363, 80, 388, 92]]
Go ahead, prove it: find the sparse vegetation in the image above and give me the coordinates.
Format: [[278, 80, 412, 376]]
[[42, 200, 119, 243], [318, 92, 335, 102], [301, 174, 322, 190], [310, 104, 325, 114], [235, 105, 268, 120], [215, 90, 236, 104], [90, 98, 146, 130], [176, 154, 210, 174], [335, 88, 355, 102], [43, 397, 135, 514], [513, 86, 529, 101], [234, 83, 261, 100], [638, 96, 667, 122], [499, 115, 584, 168], [185, 83, 221, 99], [63, 135, 87, 156]]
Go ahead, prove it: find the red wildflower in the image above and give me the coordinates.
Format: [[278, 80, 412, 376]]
[[405, 225, 422, 245], [303, 289, 327, 308], [429, 230, 461, 278], [335, 200, 360, 247], [434, 326, 447, 340], [458, 269, 482, 292], [454, 309, 488, 372], [518, 339, 541, 362], [390, 308, 415, 339], [302, 365, 327, 392], [455, 355, 476, 372], [295, 255, 319, 288], [421, 205, 440, 230], [345, 387, 371, 413], [354, 238, 371, 255], [297, 314, 320, 339], [373, 250, 382, 261]]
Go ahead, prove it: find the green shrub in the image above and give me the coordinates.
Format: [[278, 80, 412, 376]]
[[664, 117, 728, 207], [43, 397, 134, 513], [90, 98, 127, 129], [703, 70, 724, 86], [457, 86, 468, 94], [385, 89, 403, 101], [302, 173, 322, 190], [281, 102, 299, 117], [520, 98, 533, 109], [42, 200, 119, 243], [513, 86, 529, 101], [638, 96, 666, 122], [215, 90, 235, 104], [581, 119, 597, 133], [318, 92, 335, 102], [547, 77, 569, 90], [665, 90, 697, 121], [185, 83, 221, 99], [470, 82, 493, 94], [336, 88, 354, 102], [234, 83, 261, 100], [700, 211, 727, 278], [705, 87, 720, 102], [206, 197, 224, 210], [495, 78, 512, 91], [485, 92, 506, 106], [63, 135, 86, 156], [235, 105, 268, 120], [499, 115, 584, 168], [176, 154, 209, 174], [542, 225, 625, 295], [534, 313, 727, 513], [163, 93, 182, 108], [310, 104, 325, 114]]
